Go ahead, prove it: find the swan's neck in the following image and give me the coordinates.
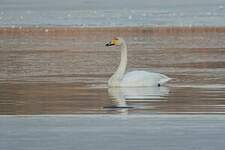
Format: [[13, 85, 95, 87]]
[[109, 40, 127, 86]]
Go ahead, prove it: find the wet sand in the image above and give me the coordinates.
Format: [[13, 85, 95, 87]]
[[0, 27, 225, 114]]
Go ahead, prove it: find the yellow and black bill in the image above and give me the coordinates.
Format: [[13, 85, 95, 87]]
[[105, 42, 115, 47], [105, 38, 119, 47]]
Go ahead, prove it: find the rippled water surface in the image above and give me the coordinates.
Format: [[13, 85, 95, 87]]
[[0, 27, 225, 115]]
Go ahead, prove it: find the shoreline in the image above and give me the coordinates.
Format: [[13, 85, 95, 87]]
[[1, 111, 225, 116], [1, 26, 225, 35], [0, 113, 225, 120]]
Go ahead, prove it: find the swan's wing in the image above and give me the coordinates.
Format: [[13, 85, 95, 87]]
[[121, 71, 170, 87]]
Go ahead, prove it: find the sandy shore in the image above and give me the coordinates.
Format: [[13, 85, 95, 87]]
[[1, 26, 225, 35]]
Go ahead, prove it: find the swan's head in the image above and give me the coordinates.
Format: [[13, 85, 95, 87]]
[[105, 37, 123, 47]]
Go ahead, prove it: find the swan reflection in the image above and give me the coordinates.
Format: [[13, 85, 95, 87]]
[[106, 86, 170, 114]]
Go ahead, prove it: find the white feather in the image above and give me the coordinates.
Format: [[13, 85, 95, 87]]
[[121, 71, 171, 87]]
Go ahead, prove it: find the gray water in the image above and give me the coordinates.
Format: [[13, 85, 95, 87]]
[[1, 0, 225, 27], [1, 115, 225, 150]]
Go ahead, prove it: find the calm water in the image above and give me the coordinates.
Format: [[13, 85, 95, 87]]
[[0, 27, 225, 115], [1, 115, 225, 150], [1, 0, 225, 26]]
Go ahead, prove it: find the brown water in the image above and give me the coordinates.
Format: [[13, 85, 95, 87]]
[[0, 27, 225, 115]]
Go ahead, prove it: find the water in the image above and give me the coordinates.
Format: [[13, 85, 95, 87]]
[[0, 0, 225, 27], [1, 115, 225, 150], [1, 1, 225, 149], [0, 27, 225, 115]]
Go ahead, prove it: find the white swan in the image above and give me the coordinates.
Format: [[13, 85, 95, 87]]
[[106, 37, 171, 87]]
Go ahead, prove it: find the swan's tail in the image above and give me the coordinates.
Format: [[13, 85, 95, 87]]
[[159, 74, 172, 85]]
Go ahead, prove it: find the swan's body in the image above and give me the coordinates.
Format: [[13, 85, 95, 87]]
[[120, 71, 170, 87], [106, 37, 171, 87]]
